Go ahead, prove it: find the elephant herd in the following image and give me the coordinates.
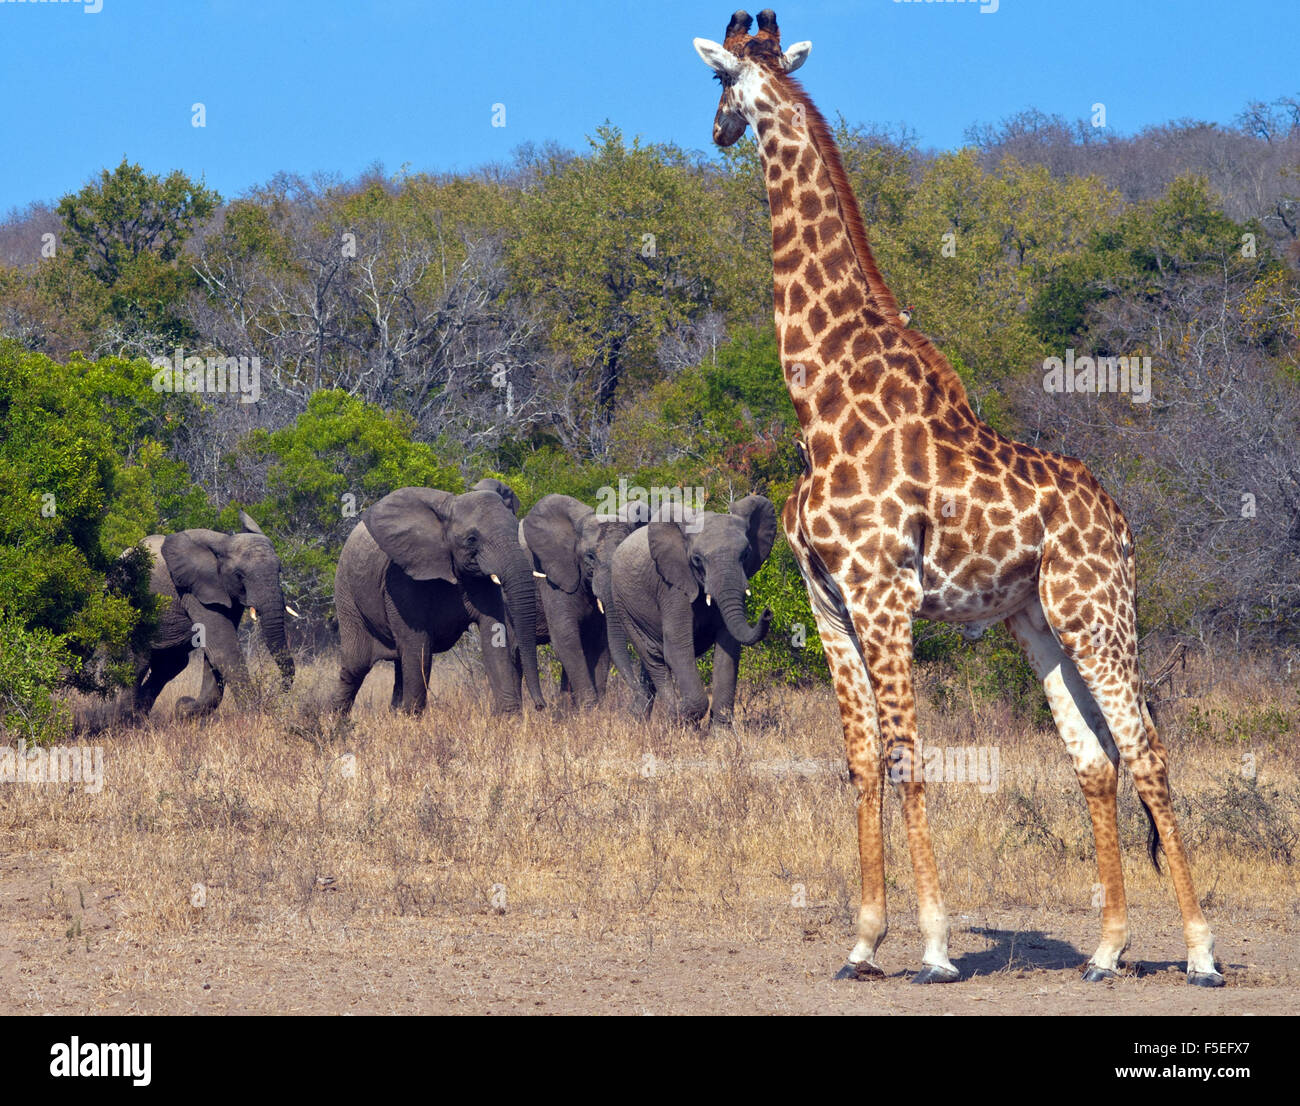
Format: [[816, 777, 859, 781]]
[[128, 482, 778, 727]]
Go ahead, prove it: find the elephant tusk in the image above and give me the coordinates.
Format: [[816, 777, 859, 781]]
[[705, 594, 711, 606], [745, 589, 752, 597], [285, 605, 301, 618], [249, 606, 258, 621], [490, 574, 502, 586], [533, 570, 547, 579], [596, 598, 604, 614]]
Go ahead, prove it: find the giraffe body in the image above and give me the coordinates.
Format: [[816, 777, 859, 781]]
[[694, 10, 1222, 986]]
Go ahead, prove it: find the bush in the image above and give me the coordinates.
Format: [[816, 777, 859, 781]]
[[228, 389, 465, 621], [0, 342, 157, 694], [0, 610, 77, 744]]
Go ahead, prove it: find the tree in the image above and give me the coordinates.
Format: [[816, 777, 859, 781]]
[[510, 127, 731, 456], [0, 343, 167, 719], [227, 389, 464, 622], [52, 159, 218, 345]]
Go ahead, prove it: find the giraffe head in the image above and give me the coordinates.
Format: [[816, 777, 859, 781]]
[[693, 9, 811, 146]]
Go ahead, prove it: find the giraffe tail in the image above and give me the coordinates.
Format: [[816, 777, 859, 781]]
[[1139, 792, 1163, 874], [1139, 695, 1166, 873]]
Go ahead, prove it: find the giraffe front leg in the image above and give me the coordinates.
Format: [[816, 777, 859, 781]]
[[816, 617, 888, 978], [785, 514, 889, 978], [854, 602, 959, 984]]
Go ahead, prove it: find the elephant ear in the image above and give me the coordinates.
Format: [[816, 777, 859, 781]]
[[731, 495, 778, 577], [522, 494, 590, 594], [472, 478, 521, 517], [648, 521, 698, 602], [364, 487, 457, 583], [161, 530, 234, 607], [238, 510, 266, 535]]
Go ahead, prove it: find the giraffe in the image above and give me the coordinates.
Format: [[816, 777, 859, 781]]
[[693, 10, 1224, 986]]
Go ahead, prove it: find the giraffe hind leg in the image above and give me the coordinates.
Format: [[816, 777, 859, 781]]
[[1037, 562, 1223, 986], [1005, 601, 1130, 978]]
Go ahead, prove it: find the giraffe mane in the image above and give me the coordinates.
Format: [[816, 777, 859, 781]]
[[749, 46, 976, 415]]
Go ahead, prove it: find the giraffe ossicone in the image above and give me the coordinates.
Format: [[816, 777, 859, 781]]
[[694, 8, 1223, 987]]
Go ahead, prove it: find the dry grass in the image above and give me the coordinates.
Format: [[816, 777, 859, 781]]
[[5, 648, 1298, 949]]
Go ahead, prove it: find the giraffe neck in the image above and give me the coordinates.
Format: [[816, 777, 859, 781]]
[[752, 91, 897, 397], [747, 74, 972, 444]]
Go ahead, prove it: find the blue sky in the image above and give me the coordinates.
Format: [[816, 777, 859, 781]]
[[2, 0, 1297, 212]]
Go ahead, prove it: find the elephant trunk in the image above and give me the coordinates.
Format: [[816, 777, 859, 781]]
[[250, 583, 295, 690], [484, 540, 545, 710], [711, 572, 770, 646]]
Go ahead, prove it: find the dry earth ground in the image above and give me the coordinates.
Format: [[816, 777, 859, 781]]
[[2, 649, 1296, 1015]]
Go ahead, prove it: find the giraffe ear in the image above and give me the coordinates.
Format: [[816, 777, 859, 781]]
[[782, 41, 812, 72], [693, 37, 743, 79]]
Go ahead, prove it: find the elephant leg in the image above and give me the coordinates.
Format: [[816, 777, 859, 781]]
[[710, 629, 742, 728], [331, 609, 377, 714], [332, 657, 369, 714], [176, 652, 225, 720], [135, 647, 189, 718], [396, 638, 431, 714], [549, 615, 598, 707], [639, 650, 674, 720], [590, 626, 611, 698], [605, 604, 654, 718], [479, 616, 523, 715], [661, 601, 709, 724], [389, 661, 404, 710], [181, 600, 249, 711]]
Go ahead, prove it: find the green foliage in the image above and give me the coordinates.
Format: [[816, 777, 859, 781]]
[[921, 624, 1051, 726], [0, 610, 76, 744], [229, 389, 464, 617], [877, 151, 1119, 423], [510, 126, 730, 434], [0, 343, 156, 691], [53, 159, 218, 342], [740, 535, 828, 685], [0, 348, 158, 717]]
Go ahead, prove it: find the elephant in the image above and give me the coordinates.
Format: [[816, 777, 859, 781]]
[[520, 494, 649, 707], [129, 512, 296, 720], [330, 482, 545, 715], [608, 495, 777, 725]]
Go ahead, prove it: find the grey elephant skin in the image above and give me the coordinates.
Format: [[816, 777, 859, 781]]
[[130, 512, 295, 720], [331, 484, 545, 715], [609, 495, 777, 724], [521, 494, 648, 707]]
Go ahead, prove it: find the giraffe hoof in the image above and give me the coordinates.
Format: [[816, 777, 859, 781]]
[[910, 964, 960, 985], [1187, 970, 1226, 988], [1082, 965, 1117, 983], [834, 961, 884, 981]]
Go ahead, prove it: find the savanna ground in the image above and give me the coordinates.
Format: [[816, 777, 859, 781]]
[[1, 648, 1297, 1015]]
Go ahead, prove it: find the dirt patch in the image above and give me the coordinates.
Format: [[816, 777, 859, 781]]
[[1, 850, 1293, 1015]]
